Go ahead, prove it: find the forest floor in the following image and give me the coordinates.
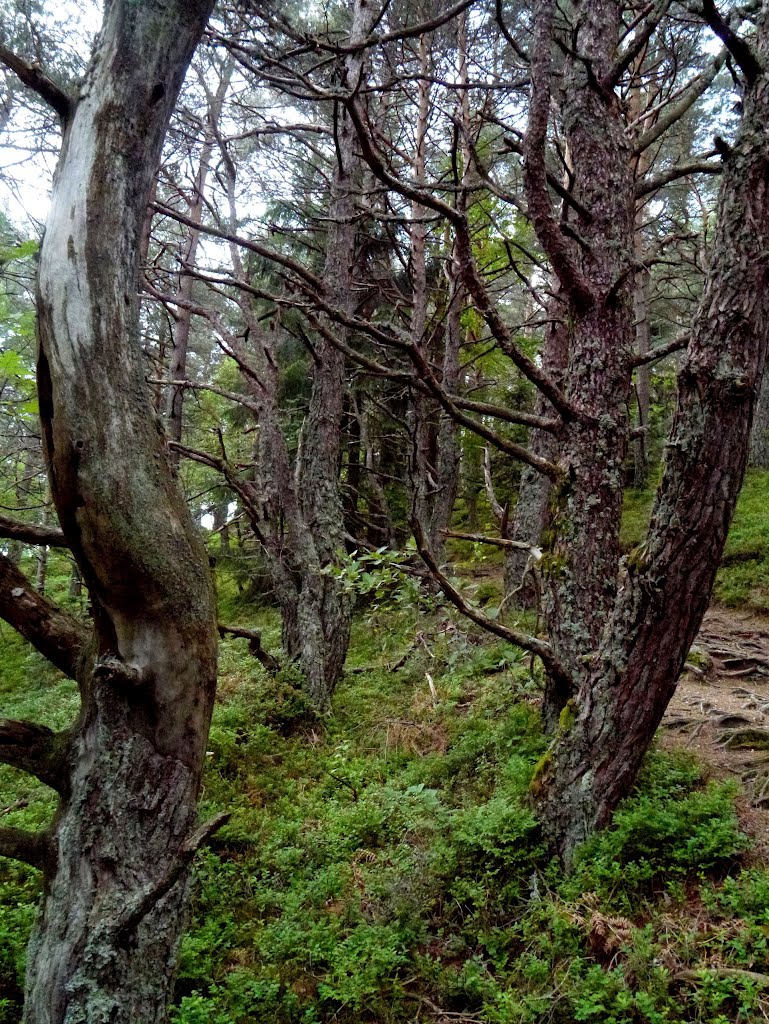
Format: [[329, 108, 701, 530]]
[[664, 606, 769, 855], [3, 475, 769, 1024]]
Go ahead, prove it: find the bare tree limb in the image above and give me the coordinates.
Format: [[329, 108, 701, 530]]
[[700, 0, 762, 84], [631, 330, 689, 366], [0, 826, 53, 871], [443, 529, 534, 550], [413, 519, 567, 683], [0, 514, 68, 547], [0, 553, 87, 679], [217, 623, 280, 672], [0, 719, 71, 795], [633, 50, 726, 155], [0, 44, 72, 121], [604, 0, 671, 88], [635, 158, 722, 197]]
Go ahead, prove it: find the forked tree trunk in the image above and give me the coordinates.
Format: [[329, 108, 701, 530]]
[[25, 1, 218, 1019], [527, 0, 635, 692], [535, 17, 769, 864]]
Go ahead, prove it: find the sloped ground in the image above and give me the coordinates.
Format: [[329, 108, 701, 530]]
[[664, 605, 769, 849]]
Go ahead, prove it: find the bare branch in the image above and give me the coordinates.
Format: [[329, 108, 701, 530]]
[[443, 529, 534, 550], [633, 50, 726, 155], [0, 44, 72, 121], [700, 0, 762, 84], [0, 553, 87, 679], [413, 519, 567, 681], [635, 158, 722, 198], [0, 514, 68, 547], [0, 826, 53, 871], [604, 0, 672, 88], [631, 330, 689, 366], [217, 623, 280, 672], [0, 719, 71, 795]]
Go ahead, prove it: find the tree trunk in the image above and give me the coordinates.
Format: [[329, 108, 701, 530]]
[[505, 306, 568, 608], [25, 2, 218, 1019], [749, 370, 769, 467], [529, 0, 635, 694], [410, 23, 463, 562], [632, 256, 652, 488], [165, 63, 232, 460], [535, 20, 769, 864]]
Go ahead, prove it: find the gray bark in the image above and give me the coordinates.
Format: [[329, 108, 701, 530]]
[[505, 305, 568, 608], [750, 371, 769, 468], [165, 62, 232, 460], [410, 22, 463, 562], [213, 0, 376, 709], [15, 2, 219, 1020]]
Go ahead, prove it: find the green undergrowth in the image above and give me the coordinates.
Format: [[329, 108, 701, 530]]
[[2, 600, 768, 1024], [622, 469, 769, 613]]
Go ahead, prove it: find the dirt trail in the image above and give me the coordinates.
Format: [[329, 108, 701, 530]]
[[662, 604, 769, 844]]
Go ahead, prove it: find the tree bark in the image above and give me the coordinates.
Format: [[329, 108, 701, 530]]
[[749, 370, 769, 467], [526, 0, 635, 694], [410, 21, 463, 562], [534, 9, 769, 864], [505, 305, 568, 610], [21, 1, 218, 1020]]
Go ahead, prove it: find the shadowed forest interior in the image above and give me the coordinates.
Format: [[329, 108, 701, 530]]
[[2, 0, 769, 1021]]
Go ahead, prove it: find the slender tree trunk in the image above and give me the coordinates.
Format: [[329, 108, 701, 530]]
[[632, 275, 652, 488], [34, 544, 47, 595], [410, 21, 464, 561], [24, 2, 218, 1019], [165, 63, 232, 460], [505, 306, 568, 609]]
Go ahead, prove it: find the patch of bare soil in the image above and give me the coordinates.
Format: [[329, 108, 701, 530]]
[[662, 605, 769, 853]]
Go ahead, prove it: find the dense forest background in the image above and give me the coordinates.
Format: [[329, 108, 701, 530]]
[[2, 0, 769, 1021]]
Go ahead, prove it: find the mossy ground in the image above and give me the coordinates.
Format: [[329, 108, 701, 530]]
[[1, 472, 769, 1022], [1, 591, 769, 1024]]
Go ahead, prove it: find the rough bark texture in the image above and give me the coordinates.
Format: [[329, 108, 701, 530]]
[[749, 370, 769, 467], [214, 0, 376, 709], [526, 0, 635, 693], [24, 1, 218, 1020], [533, 7, 769, 864], [410, 24, 462, 562], [0, 552, 85, 679]]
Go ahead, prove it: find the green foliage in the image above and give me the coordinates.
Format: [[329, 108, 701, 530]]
[[567, 753, 749, 908], [622, 470, 769, 612], [1, 598, 768, 1024], [321, 546, 428, 613], [714, 470, 769, 610]]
